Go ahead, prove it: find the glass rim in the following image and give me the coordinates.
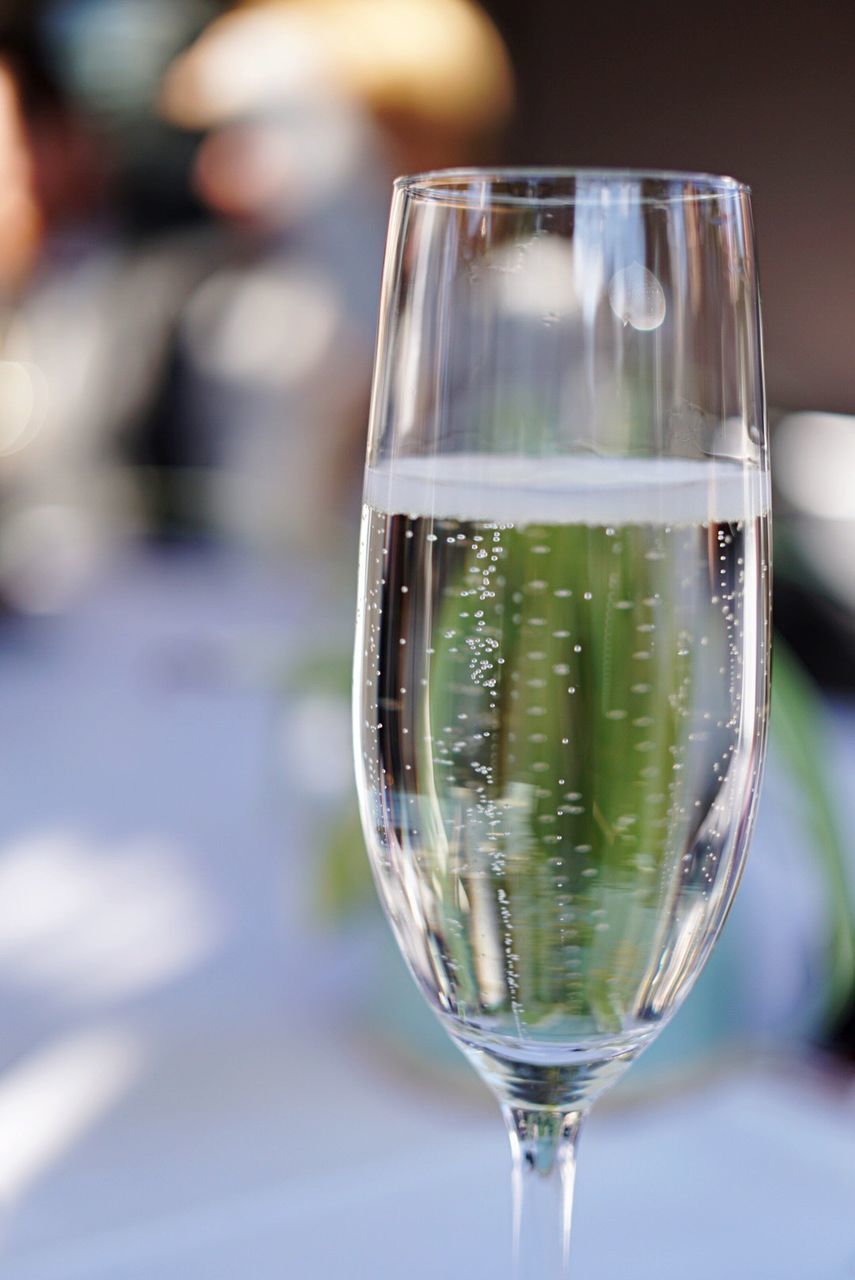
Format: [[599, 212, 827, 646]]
[[393, 166, 751, 207]]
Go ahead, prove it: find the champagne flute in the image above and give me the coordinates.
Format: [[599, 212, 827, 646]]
[[353, 169, 771, 1276]]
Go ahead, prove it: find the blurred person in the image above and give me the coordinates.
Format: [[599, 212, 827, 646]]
[[0, 26, 184, 613], [0, 32, 120, 613], [156, 0, 513, 561]]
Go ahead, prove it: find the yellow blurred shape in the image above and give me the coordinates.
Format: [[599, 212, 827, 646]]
[[161, 0, 513, 138]]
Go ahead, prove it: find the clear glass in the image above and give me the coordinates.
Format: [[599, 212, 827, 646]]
[[353, 168, 771, 1276]]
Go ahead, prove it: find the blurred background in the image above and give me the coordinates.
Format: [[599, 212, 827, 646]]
[[0, 2, 853, 1276]]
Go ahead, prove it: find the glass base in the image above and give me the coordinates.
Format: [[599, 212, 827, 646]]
[[454, 1029, 649, 1110]]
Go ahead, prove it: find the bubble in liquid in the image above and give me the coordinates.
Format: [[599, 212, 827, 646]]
[[608, 262, 667, 331]]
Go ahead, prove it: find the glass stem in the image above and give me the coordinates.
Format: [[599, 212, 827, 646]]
[[503, 1103, 582, 1278]]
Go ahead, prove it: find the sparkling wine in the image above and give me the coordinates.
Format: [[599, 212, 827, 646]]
[[355, 454, 769, 1092]]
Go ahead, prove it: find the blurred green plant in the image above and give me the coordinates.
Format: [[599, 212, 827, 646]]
[[770, 637, 855, 1031]]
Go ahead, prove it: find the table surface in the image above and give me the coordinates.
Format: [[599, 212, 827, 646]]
[[0, 546, 852, 1278]]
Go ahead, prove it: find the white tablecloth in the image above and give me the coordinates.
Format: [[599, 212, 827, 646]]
[[0, 548, 851, 1277]]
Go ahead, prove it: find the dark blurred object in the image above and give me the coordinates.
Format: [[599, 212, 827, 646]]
[[774, 578, 855, 696], [0, 15, 106, 291], [11, 0, 224, 234], [824, 992, 855, 1064]]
